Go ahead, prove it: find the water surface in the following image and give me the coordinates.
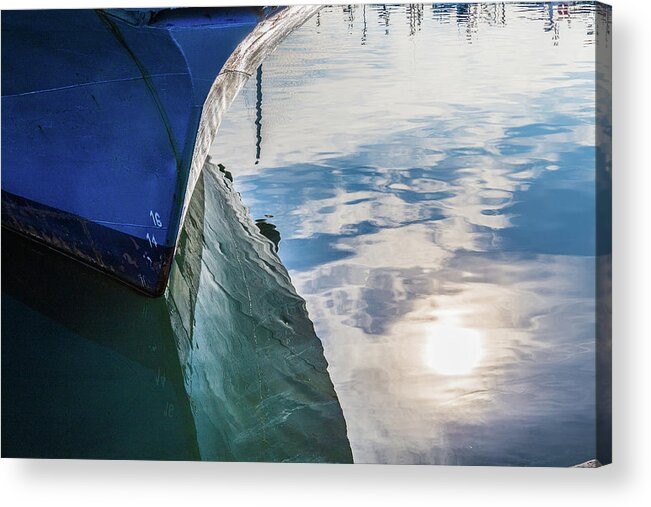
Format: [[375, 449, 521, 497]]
[[209, 2, 609, 466], [1, 2, 609, 466]]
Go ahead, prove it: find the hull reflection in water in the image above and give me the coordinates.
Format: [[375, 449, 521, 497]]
[[166, 159, 352, 463], [1, 160, 351, 462]]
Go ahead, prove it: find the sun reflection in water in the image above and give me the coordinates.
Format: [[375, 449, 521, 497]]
[[425, 315, 483, 376], [209, 1, 604, 464]]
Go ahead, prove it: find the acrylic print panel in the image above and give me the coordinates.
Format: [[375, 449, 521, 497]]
[[1, 3, 611, 467]]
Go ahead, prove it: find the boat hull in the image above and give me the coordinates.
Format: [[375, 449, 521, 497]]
[[1, 8, 262, 295]]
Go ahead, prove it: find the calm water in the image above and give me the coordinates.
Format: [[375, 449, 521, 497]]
[[2, 229, 200, 460], [209, 3, 609, 466], [2, 3, 609, 466]]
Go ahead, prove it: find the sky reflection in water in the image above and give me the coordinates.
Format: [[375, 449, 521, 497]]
[[210, 3, 604, 465]]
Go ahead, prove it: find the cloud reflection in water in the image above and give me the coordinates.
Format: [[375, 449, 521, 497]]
[[210, 3, 605, 466]]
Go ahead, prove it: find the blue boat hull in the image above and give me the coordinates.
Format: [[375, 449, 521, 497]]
[[1, 8, 265, 295]]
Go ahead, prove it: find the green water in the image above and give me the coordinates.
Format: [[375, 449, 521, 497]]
[[1, 159, 352, 463], [2, 230, 199, 460]]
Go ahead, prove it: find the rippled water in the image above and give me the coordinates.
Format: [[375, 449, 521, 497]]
[[2, 3, 609, 466], [166, 162, 351, 462], [209, 3, 610, 466]]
